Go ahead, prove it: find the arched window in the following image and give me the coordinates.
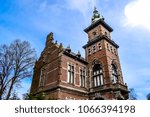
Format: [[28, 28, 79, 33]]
[[93, 64, 104, 87], [112, 64, 118, 83]]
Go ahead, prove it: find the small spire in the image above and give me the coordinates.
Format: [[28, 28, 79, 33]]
[[94, 6, 97, 11], [47, 32, 54, 40], [59, 43, 63, 48]]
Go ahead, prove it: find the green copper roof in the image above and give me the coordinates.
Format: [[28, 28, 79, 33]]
[[91, 7, 104, 24]]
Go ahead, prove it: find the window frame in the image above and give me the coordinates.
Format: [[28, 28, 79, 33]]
[[112, 64, 118, 84], [67, 64, 75, 84], [98, 42, 102, 50], [93, 45, 96, 53], [88, 48, 91, 55], [80, 68, 86, 87], [93, 64, 104, 87]]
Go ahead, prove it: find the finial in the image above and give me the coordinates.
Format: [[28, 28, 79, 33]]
[[94, 6, 97, 11], [76, 50, 81, 57], [65, 45, 71, 52], [59, 43, 63, 48], [46, 32, 54, 46], [59, 43, 64, 50], [47, 32, 54, 40]]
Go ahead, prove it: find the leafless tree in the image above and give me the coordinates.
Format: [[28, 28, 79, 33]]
[[0, 40, 36, 100]]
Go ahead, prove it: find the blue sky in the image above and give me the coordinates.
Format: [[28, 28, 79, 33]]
[[0, 0, 150, 99]]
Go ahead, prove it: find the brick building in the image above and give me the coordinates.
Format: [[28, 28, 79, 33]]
[[30, 8, 129, 100]]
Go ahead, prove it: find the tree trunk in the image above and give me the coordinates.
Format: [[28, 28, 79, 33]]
[[0, 90, 2, 100], [6, 79, 15, 100], [0, 86, 4, 100]]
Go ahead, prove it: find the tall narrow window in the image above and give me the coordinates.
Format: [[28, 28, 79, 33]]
[[110, 46, 113, 53], [98, 42, 102, 50], [80, 68, 86, 87], [114, 49, 117, 55], [88, 48, 91, 55], [107, 43, 109, 51], [39, 68, 46, 87], [93, 45, 96, 53], [105, 31, 107, 37], [93, 64, 104, 87], [68, 64, 74, 84], [112, 64, 118, 83]]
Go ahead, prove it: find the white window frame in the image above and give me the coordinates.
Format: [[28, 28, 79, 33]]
[[112, 64, 118, 84], [67, 64, 75, 84], [93, 65, 104, 87], [80, 67, 86, 87]]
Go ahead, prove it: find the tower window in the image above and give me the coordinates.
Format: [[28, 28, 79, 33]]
[[110, 46, 113, 53], [39, 68, 46, 87], [112, 64, 118, 84], [107, 43, 109, 51], [93, 45, 96, 53], [98, 42, 102, 50], [92, 31, 97, 36], [105, 31, 107, 36], [114, 49, 117, 55], [88, 48, 91, 55], [93, 64, 104, 87], [68, 64, 74, 84], [80, 68, 86, 87]]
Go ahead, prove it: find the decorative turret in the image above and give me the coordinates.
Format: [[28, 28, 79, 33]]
[[46, 32, 54, 46], [91, 7, 104, 24]]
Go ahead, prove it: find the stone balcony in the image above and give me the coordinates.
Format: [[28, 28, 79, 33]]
[[90, 82, 128, 93]]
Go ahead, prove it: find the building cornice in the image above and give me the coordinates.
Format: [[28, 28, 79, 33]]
[[63, 50, 88, 65], [84, 19, 113, 33], [83, 35, 119, 49]]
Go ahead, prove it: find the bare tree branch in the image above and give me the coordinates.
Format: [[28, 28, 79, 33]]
[[0, 39, 36, 100]]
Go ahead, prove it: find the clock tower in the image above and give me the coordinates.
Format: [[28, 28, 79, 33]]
[[83, 7, 128, 99]]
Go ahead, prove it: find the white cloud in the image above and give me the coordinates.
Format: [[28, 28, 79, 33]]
[[65, 0, 98, 24], [124, 0, 150, 31], [65, 0, 97, 15]]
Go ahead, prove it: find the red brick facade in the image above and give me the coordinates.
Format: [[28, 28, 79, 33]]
[[30, 8, 129, 100]]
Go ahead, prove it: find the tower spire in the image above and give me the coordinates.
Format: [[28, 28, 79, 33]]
[[91, 7, 104, 24]]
